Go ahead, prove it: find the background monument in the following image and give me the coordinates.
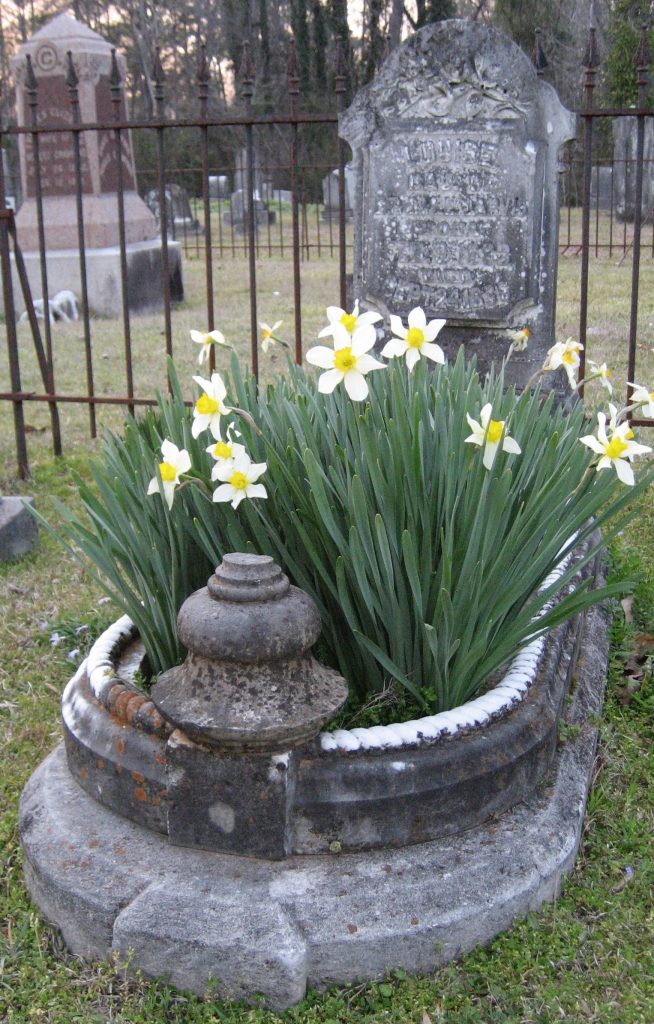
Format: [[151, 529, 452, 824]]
[[340, 20, 576, 386], [9, 13, 183, 316]]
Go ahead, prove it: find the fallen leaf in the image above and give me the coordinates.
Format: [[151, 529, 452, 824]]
[[423, 1013, 432, 1024]]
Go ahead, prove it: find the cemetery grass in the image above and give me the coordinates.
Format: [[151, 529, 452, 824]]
[[2, 247, 654, 1021]]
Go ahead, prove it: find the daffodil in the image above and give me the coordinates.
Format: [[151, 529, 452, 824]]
[[260, 320, 284, 353], [542, 338, 584, 389], [191, 372, 231, 439], [206, 423, 246, 480], [464, 403, 522, 470], [212, 451, 268, 509], [190, 328, 230, 365], [506, 327, 530, 351], [628, 382, 654, 418], [306, 321, 386, 401], [580, 411, 651, 485], [147, 439, 191, 509], [588, 360, 612, 394], [318, 300, 383, 340], [382, 307, 446, 371]]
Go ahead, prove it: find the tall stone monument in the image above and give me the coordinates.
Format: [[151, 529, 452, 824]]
[[9, 13, 183, 316], [613, 117, 654, 224], [340, 21, 576, 384]]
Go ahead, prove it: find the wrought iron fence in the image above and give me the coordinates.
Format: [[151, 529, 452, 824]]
[[1, 27, 654, 479]]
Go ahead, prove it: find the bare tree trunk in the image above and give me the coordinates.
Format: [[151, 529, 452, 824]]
[[389, 0, 404, 50]]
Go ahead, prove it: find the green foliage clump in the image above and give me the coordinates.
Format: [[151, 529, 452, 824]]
[[39, 352, 652, 720]]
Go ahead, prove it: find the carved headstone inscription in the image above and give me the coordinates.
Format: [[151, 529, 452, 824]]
[[340, 21, 576, 382]]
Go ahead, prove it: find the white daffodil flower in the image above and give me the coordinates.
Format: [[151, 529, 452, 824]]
[[382, 306, 447, 372], [580, 411, 651, 486], [628, 382, 654, 418], [506, 327, 530, 351], [190, 328, 229, 365], [588, 360, 613, 394], [318, 300, 383, 339], [191, 372, 231, 439], [212, 451, 268, 509], [542, 338, 584, 389], [260, 320, 284, 353], [306, 321, 386, 402], [147, 439, 191, 509], [206, 423, 246, 480], [464, 403, 522, 470]]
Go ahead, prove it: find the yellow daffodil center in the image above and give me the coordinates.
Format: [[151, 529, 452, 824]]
[[562, 351, 577, 365], [229, 471, 248, 491], [340, 312, 357, 333], [406, 327, 425, 349], [649, 391, 654, 401], [196, 393, 219, 415], [605, 436, 628, 460], [261, 327, 271, 340], [159, 461, 176, 482], [334, 347, 356, 373], [213, 441, 232, 459], [523, 328, 530, 337], [486, 420, 504, 444], [604, 368, 612, 378], [626, 428, 634, 440]]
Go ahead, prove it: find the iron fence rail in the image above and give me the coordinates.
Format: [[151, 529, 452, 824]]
[[1, 30, 654, 478]]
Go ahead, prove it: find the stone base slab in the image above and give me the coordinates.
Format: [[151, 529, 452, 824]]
[[19, 603, 609, 1010], [0, 496, 37, 561], [5, 238, 184, 318]]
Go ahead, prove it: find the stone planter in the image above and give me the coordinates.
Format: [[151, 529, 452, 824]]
[[19, 547, 610, 1009]]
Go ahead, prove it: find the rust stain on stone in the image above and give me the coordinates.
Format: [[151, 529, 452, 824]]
[[347, 923, 358, 934], [115, 738, 125, 756], [96, 758, 105, 770], [131, 771, 145, 784], [411, 917, 419, 926], [113, 845, 125, 856], [133, 786, 148, 803], [88, 839, 99, 849]]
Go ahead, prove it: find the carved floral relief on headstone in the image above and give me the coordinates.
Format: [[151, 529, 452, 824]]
[[340, 20, 576, 382]]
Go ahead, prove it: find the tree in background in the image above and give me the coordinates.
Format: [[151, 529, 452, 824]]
[[605, 0, 654, 106]]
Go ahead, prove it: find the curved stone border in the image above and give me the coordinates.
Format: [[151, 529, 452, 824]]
[[61, 545, 599, 856], [84, 615, 171, 738], [19, 601, 610, 1011]]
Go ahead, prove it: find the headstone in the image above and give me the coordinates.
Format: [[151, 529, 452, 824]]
[[0, 496, 38, 562], [590, 165, 613, 211], [145, 184, 200, 238], [340, 20, 576, 385], [209, 174, 229, 199], [233, 146, 264, 196], [321, 168, 352, 221], [613, 116, 654, 223], [222, 188, 273, 233], [6, 13, 183, 317]]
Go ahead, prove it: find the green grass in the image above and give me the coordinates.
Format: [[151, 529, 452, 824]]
[[1, 236, 654, 1020]]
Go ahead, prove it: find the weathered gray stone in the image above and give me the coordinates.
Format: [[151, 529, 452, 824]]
[[19, 601, 610, 1008], [613, 116, 654, 223], [0, 496, 38, 561], [321, 168, 353, 221], [340, 20, 576, 386], [223, 188, 271, 232], [208, 174, 229, 199], [152, 554, 348, 754]]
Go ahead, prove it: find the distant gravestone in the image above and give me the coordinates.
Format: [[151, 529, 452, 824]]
[[146, 184, 200, 237], [209, 174, 229, 199], [223, 188, 272, 234], [233, 147, 264, 196], [7, 12, 183, 316], [613, 117, 654, 223], [321, 168, 352, 222], [590, 165, 613, 211], [340, 20, 576, 384]]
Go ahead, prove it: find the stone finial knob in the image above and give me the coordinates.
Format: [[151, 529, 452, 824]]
[[151, 552, 348, 753]]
